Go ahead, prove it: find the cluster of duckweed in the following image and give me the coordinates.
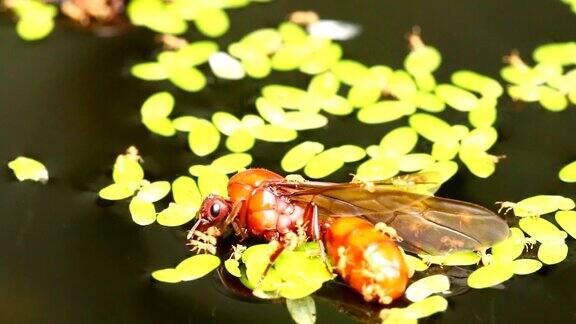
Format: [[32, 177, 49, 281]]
[[562, 0, 576, 13], [7, 156, 49, 182], [501, 43, 576, 111], [3, 0, 57, 41]]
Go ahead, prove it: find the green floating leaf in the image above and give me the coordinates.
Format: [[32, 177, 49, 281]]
[[169, 67, 206, 92], [408, 91, 445, 113], [431, 141, 459, 161], [435, 84, 479, 112], [172, 176, 202, 207], [337, 145, 366, 163], [357, 100, 415, 124], [320, 95, 354, 116], [281, 142, 325, 172], [414, 72, 437, 92], [131, 62, 169, 80], [308, 72, 340, 98], [451, 70, 503, 98], [156, 203, 197, 227], [356, 158, 400, 181], [136, 181, 171, 202], [250, 125, 298, 142], [330, 60, 370, 85], [99, 183, 137, 200], [241, 50, 272, 79], [512, 259, 542, 275], [8, 156, 49, 182], [129, 197, 156, 225], [143, 117, 177, 136], [262, 85, 310, 111], [405, 46, 442, 75], [403, 254, 429, 272], [212, 153, 253, 174], [443, 250, 481, 266], [16, 15, 54, 41], [555, 210, 576, 239], [176, 254, 221, 281], [399, 153, 434, 172], [533, 42, 576, 66], [224, 259, 242, 278], [559, 161, 576, 183], [404, 295, 448, 319], [286, 297, 316, 324], [347, 82, 382, 107], [467, 263, 514, 289], [212, 112, 242, 136], [491, 227, 526, 263], [281, 112, 328, 130], [519, 217, 567, 243], [209, 52, 245, 80], [238, 28, 282, 54], [304, 148, 345, 179], [512, 195, 575, 217], [197, 167, 229, 197], [409, 113, 455, 144], [538, 240, 568, 265], [188, 119, 221, 156], [141, 92, 174, 119], [460, 127, 498, 151], [151, 268, 182, 283], [300, 42, 343, 75], [377, 127, 419, 158], [194, 8, 230, 37], [538, 86, 568, 112], [405, 274, 450, 302], [226, 129, 256, 152], [469, 99, 497, 128]]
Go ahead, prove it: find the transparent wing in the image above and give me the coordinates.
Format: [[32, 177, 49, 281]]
[[274, 173, 509, 255]]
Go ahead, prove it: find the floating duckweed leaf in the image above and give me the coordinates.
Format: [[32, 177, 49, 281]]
[[469, 102, 497, 128], [307, 19, 361, 41], [282, 112, 328, 130], [404, 295, 448, 319], [418, 254, 447, 265], [304, 149, 345, 179], [224, 259, 242, 277], [431, 141, 459, 161], [330, 60, 369, 85], [172, 176, 202, 207], [512, 195, 575, 217], [262, 85, 309, 110], [413, 73, 437, 92], [378, 127, 419, 158], [388, 70, 418, 99], [555, 211, 576, 239], [512, 259, 542, 275], [271, 45, 310, 71], [443, 251, 481, 266], [172, 116, 198, 131], [241, 115, 265, 128], [356, 158, 400, 181], [409, 113, 454, 144], [278, 22, 308, 43], [405, 274, 450, 302], [347, 82, 382, 107], [300, 42, 343, 75], [380, 308, 416, 324], [403, 254, 429, 272], [281, 142, 325, 172], [250, 125, 297, 142], [239, 28, 282, 54], [399, 154, 434, 172], [16, 13, 55, 41], [99, 183, 137, 200], [241, 51, 272, 78], [451, 70, 504, 98], [451, 125, 470, 140], [467, 263, 514, 289], [419, 161, 458, 184], [141, 92, 174, 119], [212, 153, 253, 173], [143, 117, 177, 136], [212, 112, 242, 136], [209, 52, 245, 80], [129, 197, 156, 225], [404, 46, 442, 75], [408, 91, 445, 113], [337, 145, 366, 162], [491, 227, 526, 263], [175, 41, 219, 66], [308, 72, 340, 98], [169, 67, 206, 92], [188, 119, 221, 156], [197, 167, 229, 197], [321, 95, 354, 115], [568, 89, 576, 105], [188, 165, 212, 177], [194, 8, 229, 37], [459, 149, 496, 178], [151, 268, 182, 283], [226, 129, 256, 152], [8, 156, 49, 182], [357, 101, 415, 124], [538, 86, 568, 111], [533, 42, 576, 66], [136, 181, 171, 202], [286, 296, 316, 324], [519, 217, 567, 243], [243, 244, 276, 285], [435, 84, 479, 112], [368, 65, 393, 89], [131, 62, 169, 80], [508, 84, 540, 102], [176, 254, 221, 281], [559, 161, 576, 183], [144, 10, 187, 35], [156, 203, 197, 226], [461, 127, 498, 151], [538, 240, 568, 265]]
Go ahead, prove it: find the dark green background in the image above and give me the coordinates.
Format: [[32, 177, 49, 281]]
[[1, 0, 576, 323]]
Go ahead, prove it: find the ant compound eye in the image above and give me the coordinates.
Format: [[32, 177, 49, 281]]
[[210, 202, 221, 218]]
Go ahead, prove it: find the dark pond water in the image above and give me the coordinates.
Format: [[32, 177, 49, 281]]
[[1, 0, 576, 323]]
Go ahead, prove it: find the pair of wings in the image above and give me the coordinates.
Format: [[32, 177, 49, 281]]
[[272, 172, 510, 255]]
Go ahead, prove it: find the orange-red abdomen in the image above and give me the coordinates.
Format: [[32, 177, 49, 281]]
[[325, 217, 409, 304]]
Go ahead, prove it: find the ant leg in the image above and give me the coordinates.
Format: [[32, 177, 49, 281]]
[[306, 202, 331, 271]]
